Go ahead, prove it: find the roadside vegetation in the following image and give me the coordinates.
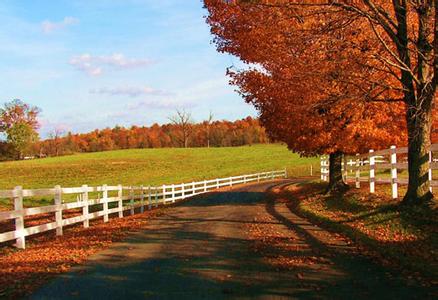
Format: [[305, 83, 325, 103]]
[[282, 181, 437, 284]]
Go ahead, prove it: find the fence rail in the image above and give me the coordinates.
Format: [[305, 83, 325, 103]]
[[320, 144, 437, 198], [0, 169, 287, 249]]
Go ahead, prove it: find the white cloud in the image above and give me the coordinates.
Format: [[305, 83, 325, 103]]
[[41, 16, 79, 34], [69, 53, 154, 76], [90, 86, 171, 98], [127, 99, 196, 110]]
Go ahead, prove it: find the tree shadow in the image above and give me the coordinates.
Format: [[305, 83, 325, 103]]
[[276, 181, 438, 288], [29, 181, 434, 299]]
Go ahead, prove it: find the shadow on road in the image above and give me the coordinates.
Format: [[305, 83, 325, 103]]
[[30, 180, 432, 300]]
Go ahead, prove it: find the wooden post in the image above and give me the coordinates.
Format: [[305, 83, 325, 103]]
[[130, 187, 135, 215], [82, 185, 89, 228], [182, 183, 185, 199], [243, 175, 247, 184], [257, 173, 260, 182], [155, 187, 159, 207], [355, 155, 360, 188], [343, 155, 348, 182], [369, 150, 375, 193], [13, 186, 25, 249], [171, 184, 175, 203], [162, 185, 166, 203], [118, 184, 123, 218], [148, 186, 152, 210], [54, 185, 63, 236], [140, 185, 145, 213], [390, 145, 398, 199], [102, 184, 109, 222], [321, 157, 325, 181], [429, 151, 433, 193], [204, 180, 207, 192], [216, 178, 219, 188]]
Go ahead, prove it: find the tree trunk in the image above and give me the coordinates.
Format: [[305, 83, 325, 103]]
[[402, 103, 434, 205], [325, 151, 349, 193]]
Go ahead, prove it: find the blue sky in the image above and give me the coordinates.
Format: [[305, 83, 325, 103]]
[[0, 0, 255, 137]]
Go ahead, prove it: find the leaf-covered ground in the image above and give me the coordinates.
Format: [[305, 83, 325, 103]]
[[282, 182, 438, 285], [0, 208, 163, 299]]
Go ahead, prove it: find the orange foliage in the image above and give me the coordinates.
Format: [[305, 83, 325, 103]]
[[36, 117, 269, 157], [204, 0, 408, 155]]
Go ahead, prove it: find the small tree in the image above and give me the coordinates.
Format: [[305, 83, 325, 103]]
[[6, 123, 39, 159], [205, 111, 214, 148], [168, 109, 194, 148], [0, 100, 40, 159], [48, 129, 65, 156]]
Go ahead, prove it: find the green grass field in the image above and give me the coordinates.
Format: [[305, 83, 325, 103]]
[[0, 144, 318, 190]]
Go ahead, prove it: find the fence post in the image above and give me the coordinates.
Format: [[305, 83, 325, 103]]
[[369, 150, 375, 193], [140, 185, 145, 213], [13, 186, 25, 249], [243, 175, 247, 184], [130, 187, 135, 215], [82, 185, 89, 228], [182, 183, 185, 199], [171, 184, 175, 203], [118, 184, 123, 218], [390, 145, 398, 199], [148, 186, 152, 210], [230, 177, 233, 187], [102, 184, 109, 222], [321, 157, 325, 181], [343, 155, 348, 182], [429, 151, 433, 193], [155, 187, 159, 207], [204, 180, 207, 192], [355, 155, 360, 188], [54, 185, 63, 236], [216, 178, 219, 188], [341, 157, 344, 180], [162, 185, 166, 203]]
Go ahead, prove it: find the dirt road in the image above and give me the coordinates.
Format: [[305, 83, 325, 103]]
[[30, 180, 431, 299]]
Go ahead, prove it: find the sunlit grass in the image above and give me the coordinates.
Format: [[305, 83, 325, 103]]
[[0, 144, 318, 189]]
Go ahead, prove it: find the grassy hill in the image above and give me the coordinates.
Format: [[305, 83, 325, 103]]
[[0, 144, 318, 189]]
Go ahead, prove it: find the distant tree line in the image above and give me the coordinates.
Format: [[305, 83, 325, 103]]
[[0, 100, 270, 161], [37, 116, 268, 157]]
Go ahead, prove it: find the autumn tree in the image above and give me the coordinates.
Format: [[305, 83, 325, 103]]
[[6, 123, 39, 159], [168, 109, 194, 148], [48, 129, 65, 156], [0, 100, 40, 159], [204, 111, 214, 148], [204, 0, 407, 192], [222, 1, 436, 203]]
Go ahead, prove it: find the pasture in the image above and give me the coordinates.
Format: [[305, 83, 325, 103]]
[[0, 144, 317, 190]]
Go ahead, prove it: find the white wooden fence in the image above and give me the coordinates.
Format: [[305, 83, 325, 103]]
[[0, 170, 287, 249], [320, 144, 438, 198]]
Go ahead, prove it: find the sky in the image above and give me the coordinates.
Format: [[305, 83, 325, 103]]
[[0, 0, 256, 137]]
